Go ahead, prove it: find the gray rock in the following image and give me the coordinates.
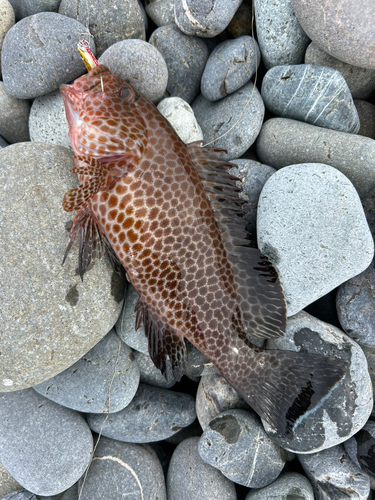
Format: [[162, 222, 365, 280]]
[[29, 90, 71, 150], [344, 421, 375, 478], [201, 36, 260, 101], [174, 0, 242, 38], [361, 347, 375, 418], [0, 136, 8, 148], [7, 0, 60, 20], [266, 311, 373, 453], [1, 13, 96, 99], [336, 261, 375, 348], [0, 0, 14, 68], [98, 39, 168, 103], [86, 383, 196, 443], [0, 461, 22, 499], [0, 143, 125, 392], [77, 437, 166, 500], [165, 419, 202, 445], [245, 472, 314, 499], [0, 389, 93, 496], [2, 492, 36, 500], [133, 350, 175, 389], [149, 25, 209, 104], [229, 159, 276, 236], [305, 42, 375, 100], [254, 0, 310, 70], [355, 99, 375, 140], [167, 437, 237, 500], [60, 483, 78, 500], [298, 444, 370, 499], [257, 163, 373, 315], [145, 0, 175, 27], [292, 0, 375, 69], [196, 372, 250, 431], [137, 0, 148, 32], [33, 329, 140, 413], [256, 118, 375, 199], [192, 81, 265, 161], [0, 82, 30, 143], [157, 97, 203, 143], [58, 0, 145, 57], [199, 409, 287, 488], [261, 64, 360, 133]]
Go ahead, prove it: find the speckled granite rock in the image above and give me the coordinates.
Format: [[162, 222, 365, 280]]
[[245, 472, 314, 499], [58, 0, 145, 57], [1, 13, 96, 99], [0, 143, 125, 392], [0, 462, 21, 499], [0, 389, 93, 496], [145, 0, 174, 26], [355, 99, 375, 140], [0, 83, 30, 143], [157, 97, 203, 143], [265, 311, 373, 453], [344, 421, 375, 479]]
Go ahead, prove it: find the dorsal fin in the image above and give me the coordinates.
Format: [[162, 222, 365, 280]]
[[187, 142, 286, 340]]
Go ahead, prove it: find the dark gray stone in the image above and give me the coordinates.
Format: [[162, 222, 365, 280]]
[[33, 330, 140, 413], [201, 36, 260, 101], [199, 409, 287, 488], [344, 421, 375, 479], [86, 383, 196, 443], [7, 0, 60, 20], [149, 25, 209, 104], [167, 437, 237, 500], [1, 492, 36, 500], [305, 42, 375, 99], [0, 389, 93, 496], [298, 444, 370, 499], [98, 39, 168, 103], [60, 483, 78, 500], [245, 472, 314, 499], [265, 311, 373, 453], [134, 350, 175, 389], [254, 0, 310, 69], [185, 342, 214, 379], [58, 0, 145, 57], [145, 0, 175, 27], [77, 437, 166, 500], [256, 118, 375, 199], [0, 82, 30, 143], [0, 143, 125, 392], [165, 419, 202, 445], [361, 347, 375, 418], [257, 163, 373, 316], [1, 13, 96, 99], [261, 65, 360, 133], [192, 81, 265, 161], [0, 136, 8, 148], [355, 99, 375, 140]]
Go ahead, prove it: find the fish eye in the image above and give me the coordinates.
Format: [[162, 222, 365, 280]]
[[120, 87, 131, 99]]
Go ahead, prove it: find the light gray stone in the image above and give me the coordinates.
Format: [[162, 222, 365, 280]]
[[254, 0, 310, 69], [0, 462, 21, 499], [266, 311, 373, 453], [305, 42, 375, 99], [0, 0, 14, 70], [261, 64, 360, 133], [157, 97, 203, 144], [0, 389, 93, 496], [145, 0, 175, 26], [256, 118, 375, 199], [134, 350, 175, 389], [0, 82, 30, 143], [245, 472, 314, 499], [0, 143, 125, 392]]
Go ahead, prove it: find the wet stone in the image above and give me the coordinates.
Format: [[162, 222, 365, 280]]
[[266, 311, 373, 453], [149, 25, 209, 104], [244, 472, 314, 500], [157, 97, 203, 144], [355, 99, 375, 140], [254, 0, 310, 69], [192, 81, 265, 161], [201, 36, 260, 101], [298, 444, 370, 499], [99, 39, 168, 103], [33, 329, 140, 413], [0, 389, 93, 496], [199, 409, 287, 488], [0, 82, 30, 143], [77, 437, 166, 500], [344, 420, 375, 479], [1, 12, 96, 99], [145, 0, 175, 27], [167, 437, 237, 500], [261, 64, 359, 134], [133, 350, 175, 389], [86, 383, 196, 443]]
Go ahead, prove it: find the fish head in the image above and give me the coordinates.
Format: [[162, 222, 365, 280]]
[[60, 65, 148, 162]]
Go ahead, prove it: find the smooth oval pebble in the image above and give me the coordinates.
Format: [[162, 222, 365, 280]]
[[265, 311, 373, 453], [245, 471, 314, 499], [256, 118, 375, 199], [261, 64, 360, 133], [157, 97, 203, 144], [86, 383, 196, 443], [145, 0, 175, 26], [0, 389, 93, 496], [0, 82, 30, 143], [201, 36, 260, 101], [0, 143, 125, 392], [99, 39, 168, 103], [1, 12, 95, 99], [167, 437, 237, 500], [198, 409, 287, 488], [33, 329, 140, 413], [192, 81, 265, 161], [77, 437, 166, 500]]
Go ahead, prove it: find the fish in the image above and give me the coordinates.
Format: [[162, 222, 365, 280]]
[[60, 64, 347, 437]]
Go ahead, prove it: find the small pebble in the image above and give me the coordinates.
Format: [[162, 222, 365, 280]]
[[86, 383, 196, 443], [145, 0, 175, 27], [0, 82, 30, 143], [344, 421, 375, 479], [157, 97, 203, 143], [355, 99, 375, 140], [133, 350, 175, 389], [99, 39, 168, 103], [245, 471, 314, 499], [198, 409, 287, 488], [167, 437, 237, 500], [261, 64, 360, 133]]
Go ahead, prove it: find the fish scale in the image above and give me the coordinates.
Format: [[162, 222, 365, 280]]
[[61, 64, 348, 438]]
